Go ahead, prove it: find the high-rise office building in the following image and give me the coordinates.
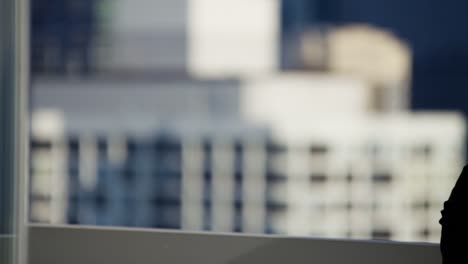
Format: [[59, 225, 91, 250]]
[[281, 0, 468, 116], [29, 0, 467, 244], [30, 109, 465, 242], [30, 78, 466, 242], [31, 0, 279, 77]]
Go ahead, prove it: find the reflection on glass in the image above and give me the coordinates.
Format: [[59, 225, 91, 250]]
[[30, 0, 466, 243]]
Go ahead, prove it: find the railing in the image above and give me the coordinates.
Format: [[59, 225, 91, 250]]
[[28, 224, 441, 264]]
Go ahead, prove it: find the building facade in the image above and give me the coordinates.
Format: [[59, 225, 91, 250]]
[[30, 104, 466, 242]]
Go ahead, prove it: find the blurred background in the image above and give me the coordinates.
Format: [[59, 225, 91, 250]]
[[28, 0, 468, 243]]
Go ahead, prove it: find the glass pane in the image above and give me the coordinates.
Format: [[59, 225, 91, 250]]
[[30, 0, 466, 243]]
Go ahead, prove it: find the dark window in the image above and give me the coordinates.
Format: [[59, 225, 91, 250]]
[[310, 144, 328, 155], [372, 173, 393, 183], [310, 173, 327, 183], [371, 229, 392, 240]]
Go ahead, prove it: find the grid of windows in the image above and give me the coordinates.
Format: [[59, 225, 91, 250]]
[[29, 114, 465, 242]]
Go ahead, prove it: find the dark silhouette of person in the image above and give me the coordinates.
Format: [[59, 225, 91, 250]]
[[440, 165, 468, 263]]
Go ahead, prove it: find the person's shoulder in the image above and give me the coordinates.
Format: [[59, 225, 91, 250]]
[[462, 164, 468, 174], [449, 165, 468, 201]]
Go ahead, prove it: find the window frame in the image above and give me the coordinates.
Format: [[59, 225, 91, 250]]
[[0, 0, 29, 263]]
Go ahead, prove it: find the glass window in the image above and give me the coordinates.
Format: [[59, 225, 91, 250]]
[[29, 0, 467, 243]]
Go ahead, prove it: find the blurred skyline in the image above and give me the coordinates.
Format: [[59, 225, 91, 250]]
[[28, 0, 468, 243], [30, 0, 468, 117]]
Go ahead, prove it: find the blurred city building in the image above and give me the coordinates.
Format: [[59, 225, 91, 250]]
[[280, 0, 468, 117], [30, 107, 465, 242], [29, 0, 466, 243], [32, 0, 279, 77], [31, 0, 96, 74]]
